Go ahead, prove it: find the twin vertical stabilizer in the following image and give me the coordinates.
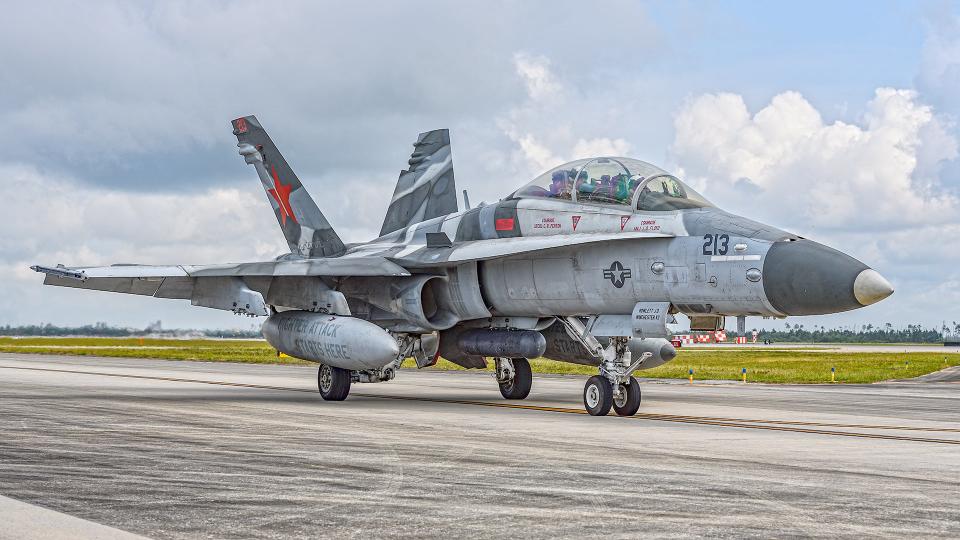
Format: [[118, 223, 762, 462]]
[[379, 129, 458, 237], [232, 115, 346, 258], [233, 117, 458, 255]]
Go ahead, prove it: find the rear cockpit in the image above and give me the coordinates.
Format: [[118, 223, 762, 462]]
[[510, 157, 713, 211]]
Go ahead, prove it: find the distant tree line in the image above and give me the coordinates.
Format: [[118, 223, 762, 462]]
[[2, 321, 958, 344], [731, 322, 958, 344], [0, 322, 261, 339]]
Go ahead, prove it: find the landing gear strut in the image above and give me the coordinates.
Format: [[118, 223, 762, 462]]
[[495, 357, 532, 399], [560, 317, 651, 417]]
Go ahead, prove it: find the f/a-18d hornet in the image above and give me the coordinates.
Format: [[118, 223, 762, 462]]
[[32, 116, 894, 416]]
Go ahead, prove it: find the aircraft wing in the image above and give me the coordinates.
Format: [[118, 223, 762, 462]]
[[31, 257, 410, 316], [32, 257, 410, 280], [376, 231, 673, 266], [31, 233, 669, 314]]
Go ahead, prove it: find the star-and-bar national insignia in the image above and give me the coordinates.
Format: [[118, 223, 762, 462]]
[[602, 261, 632, 288]]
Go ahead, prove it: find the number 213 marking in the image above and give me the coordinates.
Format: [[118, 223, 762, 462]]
[[702, 234, 730, 255]]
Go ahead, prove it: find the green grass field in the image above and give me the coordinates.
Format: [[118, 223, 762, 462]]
[[0, 337, 956, 384]]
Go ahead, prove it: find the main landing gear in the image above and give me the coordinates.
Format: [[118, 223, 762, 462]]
[[560, 317, 650, 417], [316, 359, 402, 401], [318, 363, 351, 401], [315, 333, 431, 402], [494, 357, 532, 399]]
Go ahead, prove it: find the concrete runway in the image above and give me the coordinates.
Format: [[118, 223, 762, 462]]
[[1, 353, 958, 539]]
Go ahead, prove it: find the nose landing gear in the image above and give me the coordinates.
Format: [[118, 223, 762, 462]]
[[560, 317, 651, 417]]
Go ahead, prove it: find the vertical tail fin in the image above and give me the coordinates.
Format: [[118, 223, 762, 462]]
[[232, 115, 345, 258], [379, 129, 457, 236]]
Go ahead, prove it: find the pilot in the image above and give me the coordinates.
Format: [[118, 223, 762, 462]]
[[549, 170, 571, 198], [636, 184, 652, 208], [614, 174, 630, 201], [578, 171, 596, 195], [599, 174, 614, 199], [549, 171, 564, 197]]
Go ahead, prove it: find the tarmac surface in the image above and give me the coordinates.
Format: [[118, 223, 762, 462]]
[[1, 352, 959, 539]]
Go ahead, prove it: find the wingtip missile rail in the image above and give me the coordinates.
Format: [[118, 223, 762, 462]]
[[31, 265, 86, 281]]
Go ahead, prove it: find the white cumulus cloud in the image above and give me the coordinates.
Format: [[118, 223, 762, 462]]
[[671, 88, 958, 231], [513, 52, 563, 102], [495, 53, 638, 188]]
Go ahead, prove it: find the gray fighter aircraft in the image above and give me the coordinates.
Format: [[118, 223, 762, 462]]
[[32, 116, 894, 416]]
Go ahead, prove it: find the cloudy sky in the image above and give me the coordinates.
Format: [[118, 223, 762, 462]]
[[2, 1, 958, 332]]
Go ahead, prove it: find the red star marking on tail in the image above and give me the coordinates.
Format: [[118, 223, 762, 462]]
[[268, 166, 298, 225]]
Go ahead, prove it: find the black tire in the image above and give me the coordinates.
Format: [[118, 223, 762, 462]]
[[499, 358, 532, 400], [317, 364, 351, 401], [583, 375, 613, 416], [613, 376, 642, 416]]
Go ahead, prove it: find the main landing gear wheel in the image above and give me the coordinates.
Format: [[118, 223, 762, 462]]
[[612, 376, 642, 416], [583, 375, 613, 416], [498, 358, 532, 400], [318, 363, 351, 401]]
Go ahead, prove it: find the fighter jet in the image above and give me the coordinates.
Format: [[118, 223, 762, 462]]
[[31, 116, 894, 416]]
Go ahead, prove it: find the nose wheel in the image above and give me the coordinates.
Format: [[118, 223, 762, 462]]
[[583, 375, 642, 416], [496, 357, 532, 399], [612, 376, 642, 416], [583, 376, 613, 416]]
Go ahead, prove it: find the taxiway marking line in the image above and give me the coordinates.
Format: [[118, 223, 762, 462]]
[[2, 364, 959, 445]]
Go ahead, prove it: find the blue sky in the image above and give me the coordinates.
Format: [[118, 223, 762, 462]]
[[1, 1, 957, 331]]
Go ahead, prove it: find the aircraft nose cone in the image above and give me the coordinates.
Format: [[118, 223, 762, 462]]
[[853, 268, 894, 306], [762, 240, 891, 315]]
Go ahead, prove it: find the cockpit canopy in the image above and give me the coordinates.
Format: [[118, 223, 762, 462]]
[[510, 157, 712, 211]]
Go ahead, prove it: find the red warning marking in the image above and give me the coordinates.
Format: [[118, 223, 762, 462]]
[[620, 216, 630, 231], [234, 117, 248, 133], [495, 218, 515, 231], [572, 215, 582, 231]]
